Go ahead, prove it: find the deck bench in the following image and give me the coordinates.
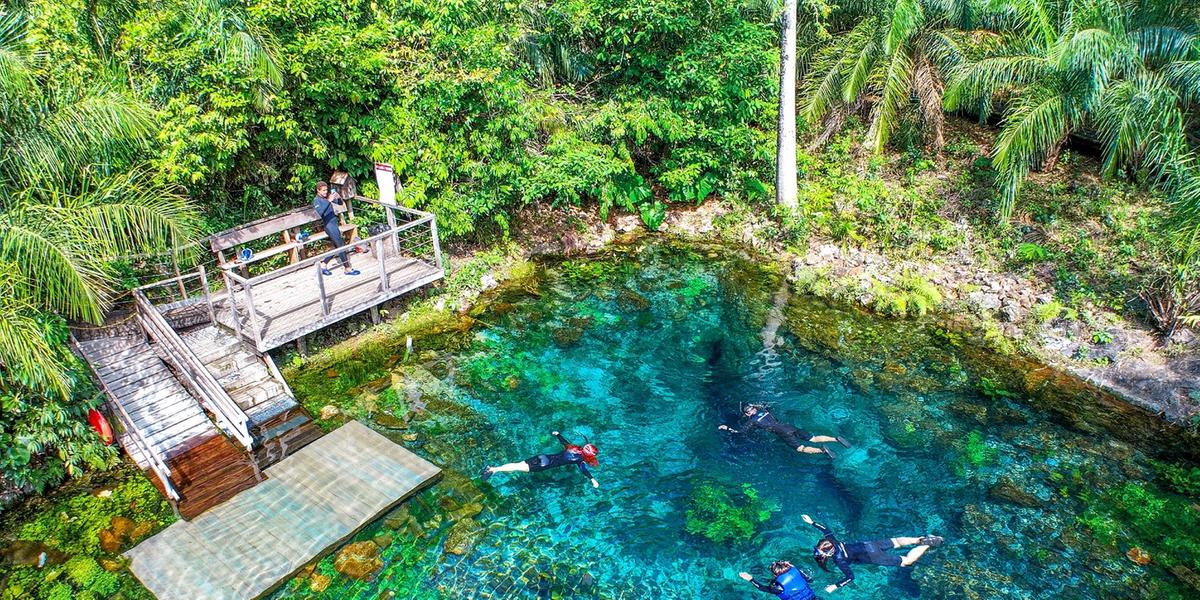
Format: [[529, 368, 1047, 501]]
[[208, 201, 357, 273]]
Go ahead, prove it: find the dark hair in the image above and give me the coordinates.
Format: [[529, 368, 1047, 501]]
[[770, 560, 793, 575], [315, 181, 329, 192]]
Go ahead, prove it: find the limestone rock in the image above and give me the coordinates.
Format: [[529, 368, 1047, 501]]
[[443, 518, 484, 556], [309, 573, 332, 592], [0, 540, 68, 567], [333, 540, 384, 580], [987, 477, 1045, 508], [373, 413, 407, 429], [320, 405, 341, 420]]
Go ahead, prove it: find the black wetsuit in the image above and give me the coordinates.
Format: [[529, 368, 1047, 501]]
[[524, 433, 594, 480], [736, 410, 812, 448], [811, 521, 903, 589], [313, 193, 348, 267]]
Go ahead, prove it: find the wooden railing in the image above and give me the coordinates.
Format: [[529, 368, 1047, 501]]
[[133, 289, 254, 450], [220, 204, 442, 349], [69, 335, 180, 501]]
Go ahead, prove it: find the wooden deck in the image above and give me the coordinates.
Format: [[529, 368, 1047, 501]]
[[220, 245, 443, 351], [125, 421, 441, 600]]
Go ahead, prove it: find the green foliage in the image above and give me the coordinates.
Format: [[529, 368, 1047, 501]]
[[0, 470, 171, 600], [1032, 300, 1066, 323], [869, 272, 942, 317], [684, 482, 778, 545], [978, 377, 1018, 400], [1016, 242, 1052, 263], [1091, 329, 1113, 345]]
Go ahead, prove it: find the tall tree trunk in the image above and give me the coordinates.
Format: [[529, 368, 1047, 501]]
[[776, 0, 799, 208]]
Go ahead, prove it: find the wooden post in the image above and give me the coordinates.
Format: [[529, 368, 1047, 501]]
[[242, 282, 264, 348], [169, 249, 188, 304], [430, 217, 443, 271], [222, 271, 246, 342], [375, 238, 388, 292], [370, 305, 381, 325], [385, 205, 400, 255], [315, 263, 330, 316], [199, 265, 216, 325]]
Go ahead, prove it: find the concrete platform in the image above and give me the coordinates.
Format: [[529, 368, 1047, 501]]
[[125, 421, 441, 600]]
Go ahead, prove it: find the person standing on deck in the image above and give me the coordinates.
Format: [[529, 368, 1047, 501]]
[[480, 431, 600, 488], [313, 181, 360, 276]]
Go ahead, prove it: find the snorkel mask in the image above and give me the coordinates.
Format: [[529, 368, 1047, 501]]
[[813, 540, 836, 570]]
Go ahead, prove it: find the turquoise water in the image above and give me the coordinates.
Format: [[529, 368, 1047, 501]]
[[276, 240, 1200, 599]]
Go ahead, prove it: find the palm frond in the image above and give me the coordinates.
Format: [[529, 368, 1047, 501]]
[[992, 85, 1073, 218], [0, 284, 70, 399], [945, 53, 1050, 111], [913, 51, 946, 151], [1165, 60, 1200, 105], [865, 45, 915, 152], [0, 218, 109, 322], [884, 0, 926, 54], [3, 90, 156, 189]]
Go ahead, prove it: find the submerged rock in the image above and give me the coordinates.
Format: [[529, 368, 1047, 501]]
[[309, 572, 331, 592], [374, 413, 407, 429], [987, 477, 1045, 508], [334, 540, 384, 580], [443, 518, 485, 556], [1126, 547, 1152, 565], [0, 540, 68, 567], [552, 325, 584, 347], [319, 405, 341, 420], [616, 287, 651, 311]]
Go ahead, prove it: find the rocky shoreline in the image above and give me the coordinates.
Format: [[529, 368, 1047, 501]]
[[499, 200, 1199, 428]]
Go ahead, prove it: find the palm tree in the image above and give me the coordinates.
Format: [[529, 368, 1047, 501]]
[[798, 0, 973, 153], [945, 0, 1200, 219], [0, 8, 199, 397], [778, 0, 800, 208]]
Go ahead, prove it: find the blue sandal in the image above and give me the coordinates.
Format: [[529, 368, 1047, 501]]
[[321, 268, 333, 276], [344, 269, 361, 276]]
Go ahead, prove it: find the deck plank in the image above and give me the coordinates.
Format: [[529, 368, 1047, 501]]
[[125, 421, 441, 600]]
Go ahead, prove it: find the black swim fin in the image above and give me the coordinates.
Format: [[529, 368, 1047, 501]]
[[479, 466, 493, 481]]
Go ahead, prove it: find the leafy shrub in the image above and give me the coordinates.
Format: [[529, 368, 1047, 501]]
[[1032, 300, 1065, 323], [1091, 330, 1113, 344], [1016, 242, 1052, 262], [1152, 461, 1200, 498], [870, 273, 942, 317], [684, 482, 778, 544]]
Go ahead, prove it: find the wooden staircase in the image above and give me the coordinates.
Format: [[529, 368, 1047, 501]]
[[182, 325, 321, 468], [74, 283, 321, 520], [75, 334, 262, 519]]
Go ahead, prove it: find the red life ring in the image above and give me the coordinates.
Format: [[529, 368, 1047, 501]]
[[88, 409, 115, 446]]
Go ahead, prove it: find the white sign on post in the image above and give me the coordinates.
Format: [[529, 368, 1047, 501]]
[[374, 162, 397, 206]]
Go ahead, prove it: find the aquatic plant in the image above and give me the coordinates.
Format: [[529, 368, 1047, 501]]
[[978, 377, 1018, 400], [1032, 300, 1066, 323], [959, 430, 997, 468], [684, 483, 778, 545], [1152, 460, 1200, 498]]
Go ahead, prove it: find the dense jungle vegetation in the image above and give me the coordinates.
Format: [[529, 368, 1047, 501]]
[[1, 0, 1199, 498]]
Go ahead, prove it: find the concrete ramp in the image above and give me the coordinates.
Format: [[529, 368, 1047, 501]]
[[125, 421, 440, 600]]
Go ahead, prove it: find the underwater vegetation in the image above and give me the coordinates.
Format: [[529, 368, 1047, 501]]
[[0, 468, 171, 600], [684, 482, 779, 545]]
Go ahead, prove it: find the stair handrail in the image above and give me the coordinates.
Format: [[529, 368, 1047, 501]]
[[69, 335, 180, 501], [133, 290, 254, 450]]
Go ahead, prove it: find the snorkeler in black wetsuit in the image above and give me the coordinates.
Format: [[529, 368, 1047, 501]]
[[803, 514, 943, 594], [719, 404, 849, 457], [480, 431, 600, 488]]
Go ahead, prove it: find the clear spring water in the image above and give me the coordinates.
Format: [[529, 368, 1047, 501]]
[[275, 240, 1200, 599]]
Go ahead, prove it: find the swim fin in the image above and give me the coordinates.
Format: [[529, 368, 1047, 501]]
[[836, 436, 851, 448], [479, 466, 493, 481]]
